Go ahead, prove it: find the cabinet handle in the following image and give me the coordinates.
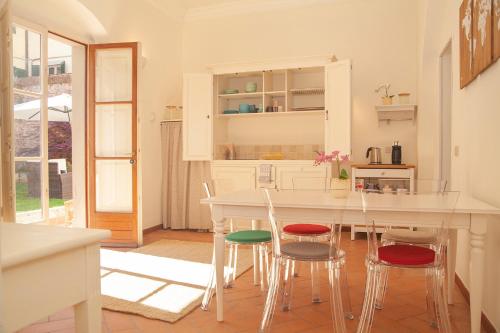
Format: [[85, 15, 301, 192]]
[[207, 114, 210, 119], [325, 110, 329, 120]]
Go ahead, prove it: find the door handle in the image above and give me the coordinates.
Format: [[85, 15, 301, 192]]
[[129, 159, 135, 165]]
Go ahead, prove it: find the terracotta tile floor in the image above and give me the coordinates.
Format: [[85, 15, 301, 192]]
[[17, 230, 478, 333]]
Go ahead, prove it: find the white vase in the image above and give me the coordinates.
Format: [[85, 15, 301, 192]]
[[331, 178, 350, 198]]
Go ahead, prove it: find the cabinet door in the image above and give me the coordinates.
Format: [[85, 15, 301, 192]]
[[325, 60, 351, 155], [276, 165, 328, 190], [211, 166, 256, 194], [183, 73, 213, 161]]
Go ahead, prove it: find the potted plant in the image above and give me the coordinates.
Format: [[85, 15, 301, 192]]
[[314, 150, 350, 198], [375, 83, 394, 105]]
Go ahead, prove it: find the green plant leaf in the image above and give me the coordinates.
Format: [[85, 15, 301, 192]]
[[339, 169, 349, 180]]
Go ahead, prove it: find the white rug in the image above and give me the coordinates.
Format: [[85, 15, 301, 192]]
[[99, 239, 254, 322]]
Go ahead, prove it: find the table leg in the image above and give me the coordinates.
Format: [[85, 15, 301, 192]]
[[74, 295, 101, 333], [447, 229, 457, 304], [469, 214, 488, 333], [75, 244, 101, 333], [213, 206, 226, 322]]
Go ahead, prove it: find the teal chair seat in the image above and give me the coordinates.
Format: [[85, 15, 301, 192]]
[[225, 230, 272, 244]]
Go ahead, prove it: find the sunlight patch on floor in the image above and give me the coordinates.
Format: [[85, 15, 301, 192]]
[[141, 284, 205, 314], [100, 248, 233, 287], [101, 272, 166, 302]]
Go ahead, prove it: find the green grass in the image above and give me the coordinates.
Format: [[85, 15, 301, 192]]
[[16, 182, 65, 212]]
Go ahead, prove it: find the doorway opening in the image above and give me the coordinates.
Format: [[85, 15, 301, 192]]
[[439, 41, 452, 188]]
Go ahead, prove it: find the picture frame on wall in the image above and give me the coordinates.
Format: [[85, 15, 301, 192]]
[[472, 0, 493, 76], [494, 0, 500, 61], [460, 0, 474, 88]]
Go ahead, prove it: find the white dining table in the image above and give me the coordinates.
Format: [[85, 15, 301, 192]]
[[201, 189, 500, 333], [1, 223, 110, 333]]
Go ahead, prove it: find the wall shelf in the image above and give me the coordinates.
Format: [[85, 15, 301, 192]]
[[376, 104, 417, 123], [218, 92, 262, 99], [216, 110, 325, 119]]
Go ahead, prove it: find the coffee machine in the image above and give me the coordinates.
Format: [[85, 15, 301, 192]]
[[391, 141, 402, 164]]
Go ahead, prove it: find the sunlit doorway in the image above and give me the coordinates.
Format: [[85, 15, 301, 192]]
[[12, 20, 86, 227]]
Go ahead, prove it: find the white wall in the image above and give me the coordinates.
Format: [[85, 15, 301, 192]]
[[12, 0, 184, 231], [182, 0, 420, 164], [419, 0, 500, 329]]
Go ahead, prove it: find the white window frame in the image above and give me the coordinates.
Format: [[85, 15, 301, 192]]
[[12, 17, 49, 222]]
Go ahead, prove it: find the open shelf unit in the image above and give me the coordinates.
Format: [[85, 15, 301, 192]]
[[215, 67, 325, 117]]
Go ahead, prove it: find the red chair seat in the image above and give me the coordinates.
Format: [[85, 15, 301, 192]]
[[378, 244, 435, 266], [283, 224, 331, 236]]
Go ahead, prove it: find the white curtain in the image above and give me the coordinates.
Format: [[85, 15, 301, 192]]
[[160, 121, 211, 230], [0, 0, 14, 223]]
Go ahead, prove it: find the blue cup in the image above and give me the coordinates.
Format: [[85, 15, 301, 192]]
[[239, 103, 250, 113]]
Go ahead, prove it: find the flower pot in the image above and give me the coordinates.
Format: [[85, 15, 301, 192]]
[[331, 178, 350, 198], [382, 96, 393, 105]]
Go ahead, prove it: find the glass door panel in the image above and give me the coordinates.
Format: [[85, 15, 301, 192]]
[[13, 93, 41, 157], [95, 160, 133, 212], [95, 104, 132, 157], [95, 48, 132, 102], [12, 25, 41, 93], [15, 160, 42, 223]]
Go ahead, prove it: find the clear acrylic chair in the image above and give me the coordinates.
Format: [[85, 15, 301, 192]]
[[357, 187, 460, 333], [279, 177, 353, 319], [201, 182, 271, 311], [259, 188, 350, 333], [376, 180, 447, 310]]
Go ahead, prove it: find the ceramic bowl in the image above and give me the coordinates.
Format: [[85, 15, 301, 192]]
[[245, 82, 257, 93]]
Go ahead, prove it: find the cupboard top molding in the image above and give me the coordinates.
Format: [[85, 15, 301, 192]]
[[207, 54, 338, 74]]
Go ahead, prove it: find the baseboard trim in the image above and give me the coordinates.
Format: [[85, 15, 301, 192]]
[[143, 224, 163, 234], [455, 274, 497, 333]]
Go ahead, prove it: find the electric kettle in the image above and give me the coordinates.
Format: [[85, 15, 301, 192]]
[[366, 147, 382, 164]]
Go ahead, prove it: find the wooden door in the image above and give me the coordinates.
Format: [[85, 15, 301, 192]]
[[88, 43, 138, 246], [325, 60, 352, 156], [182, 73, 213, 161]]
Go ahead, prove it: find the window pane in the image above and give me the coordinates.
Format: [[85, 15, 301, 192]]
[[14, 93, 41, 157], [48, 37, 73, 225], [95, 104, 132, 157], [95, 48, 132, 102], [12, 25, 41, 93], [15, 160, 42, 223], [96, 160, 132, 212]]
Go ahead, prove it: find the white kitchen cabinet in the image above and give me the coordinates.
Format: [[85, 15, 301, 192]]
[[211, 166, 256, 194], [325, 60, 351, 155], [182, 56, 352, 160], [182, 73, 213, 161], [276, 165, 329, 190]]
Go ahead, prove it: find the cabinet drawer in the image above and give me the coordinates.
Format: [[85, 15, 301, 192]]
[[354, 168, 411, 178], [211, 166, 256, 194], [276, 165, 328, 190]]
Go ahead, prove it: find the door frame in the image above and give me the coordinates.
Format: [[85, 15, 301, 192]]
[[88, 42, 139, 246], [438, 39, 453, 188]]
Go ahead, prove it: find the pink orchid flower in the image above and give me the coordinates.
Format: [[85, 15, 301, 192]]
[[340, 154, 350, 162], [331, 150, 340, 159]]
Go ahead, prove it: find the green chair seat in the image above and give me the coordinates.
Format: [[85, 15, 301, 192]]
[[225, 230, 272, 244]]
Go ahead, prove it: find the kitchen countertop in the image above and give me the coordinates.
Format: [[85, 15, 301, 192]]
[[351, 164, 416, 169]]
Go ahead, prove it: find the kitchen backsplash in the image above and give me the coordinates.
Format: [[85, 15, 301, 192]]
[[215, 144, 323, 160]]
